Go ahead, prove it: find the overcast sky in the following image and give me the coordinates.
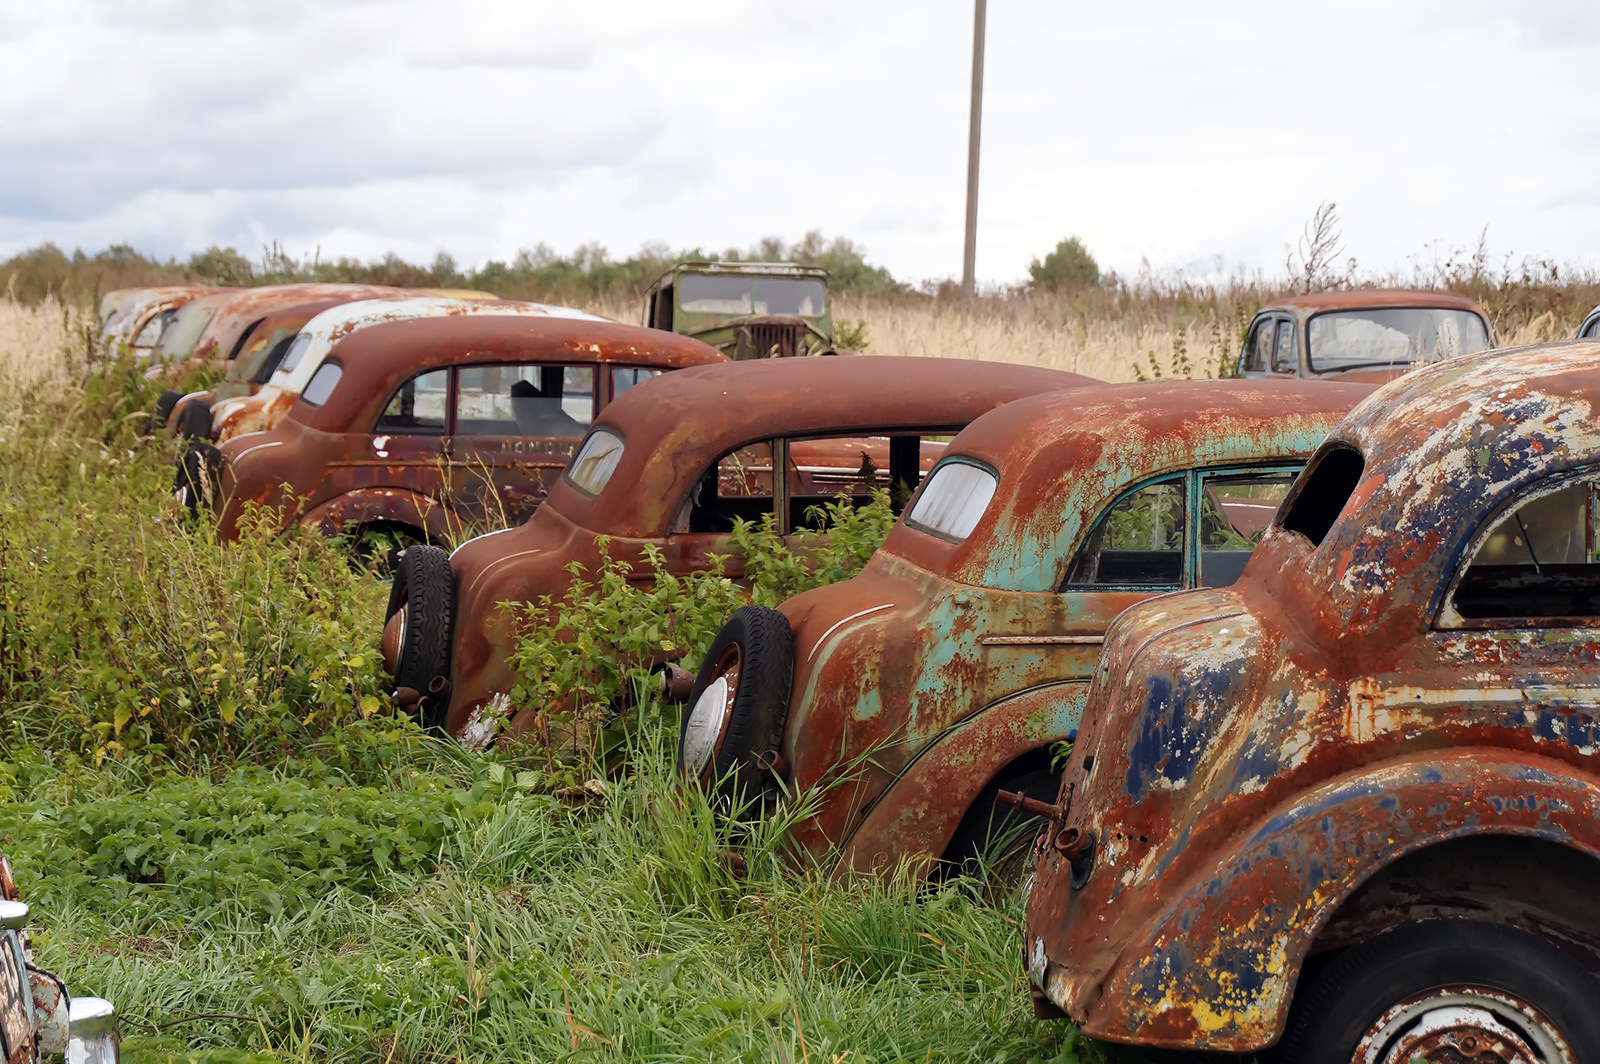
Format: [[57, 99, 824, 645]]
[[1, 0, 1597, 285]]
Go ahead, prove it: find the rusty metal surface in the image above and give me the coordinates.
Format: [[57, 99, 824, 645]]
[[101, 285, 232, 351], [209, 297, 603, 443], [0, 931, 32, 1063], [764, 380, 1371, 876], [179, 283, 402, 369], [439, 356, 1098, 741], [1024, 341, 1600, 1051], [217, 313, 728, 544]]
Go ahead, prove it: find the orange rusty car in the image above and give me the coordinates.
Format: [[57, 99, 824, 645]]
[[1024, 341, 1600, 1061], [379, 356, 1094, 746], [1237, 288, 1493, 383], [677, 380, 1371, 882], [214, 314, 727, 549]]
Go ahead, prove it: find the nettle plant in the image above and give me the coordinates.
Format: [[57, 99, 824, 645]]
[[504, 492, 895, 772]]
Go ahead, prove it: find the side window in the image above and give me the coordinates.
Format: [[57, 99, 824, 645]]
[[1199, 472, 1296, 587], [454, 365, 595, 437], [686, 442, 775, 533], [1584, 315, 1600, 340], [1242, 319, 1273, 372], [375, 368, 448, 434], [1272, 319, 1296, 374], [611, 366, 662, 401], [1064, 480, 1185, 588], [300, 362, 343, 407], [1452, 478, 1600, 622], [786, 434, 945, 527]]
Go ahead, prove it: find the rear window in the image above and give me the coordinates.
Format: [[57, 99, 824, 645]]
[[566, 429, 625, 496], [301, 362, 343, 407], [278, 333, 314, 374], [905, 460, 997, 542]]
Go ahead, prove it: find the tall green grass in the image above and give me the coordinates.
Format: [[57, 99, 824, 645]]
[[0, 312, 1090, 1062]]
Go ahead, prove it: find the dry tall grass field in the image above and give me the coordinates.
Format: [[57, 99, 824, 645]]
[[1, 282, 1589, 423]]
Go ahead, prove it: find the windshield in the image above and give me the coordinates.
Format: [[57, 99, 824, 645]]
[[678, 274, 826, 317], [905, 460, 997, 541], [1307, 308, 1490, 372], [131, 308, 177, 349], [154, 302, 219, 361]]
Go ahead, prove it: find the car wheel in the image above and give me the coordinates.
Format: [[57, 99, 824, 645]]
[[1279, 919, 1600, 1064], [381, 545, 454, 732], [173, 440, 222, 516], [177, 398, 213, 440], [153, 389, 183, 431], [677, 604, 792, 809], [943, 763, 1061, 891]]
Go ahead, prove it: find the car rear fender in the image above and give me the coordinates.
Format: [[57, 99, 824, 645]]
[[1045, 750, 1600, 1051], [835, 681, 1087, 878], [299, 488, 459, 546]]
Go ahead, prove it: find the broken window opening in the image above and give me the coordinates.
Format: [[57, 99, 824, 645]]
[[1281, 444, 1364, 547]]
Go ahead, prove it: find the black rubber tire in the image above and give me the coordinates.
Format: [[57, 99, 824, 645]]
[[943, 763, 1061, 888], [153, 389, 183, 430], [173, 440, 222, 517], [677, 604, 793, 808], [177, 398, 213, 440], [387, 545, 454, 732], [1278, 919, 1600, 1064]]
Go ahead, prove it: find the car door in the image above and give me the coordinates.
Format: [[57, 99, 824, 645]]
[[354, 367, 450, 519], [445, 363, 597, 528], [978, 465, 1300, 706]]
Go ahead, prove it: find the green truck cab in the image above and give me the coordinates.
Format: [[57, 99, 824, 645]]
[[644, 262, 837, 359]]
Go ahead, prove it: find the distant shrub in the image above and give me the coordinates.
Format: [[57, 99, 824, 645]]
[[1028, 237, 1101, 291]]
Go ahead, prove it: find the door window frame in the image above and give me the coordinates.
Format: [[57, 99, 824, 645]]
[[1061, 462, 1303, 592], [373, 362, 600, 437]]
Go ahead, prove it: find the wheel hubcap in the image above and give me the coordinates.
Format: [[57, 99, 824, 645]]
[[380, 592, 407, 677], [681, 647, 741, 780], [1359, 986, 1576, 1064]]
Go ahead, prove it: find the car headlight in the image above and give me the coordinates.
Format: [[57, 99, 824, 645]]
[[67, 996, 119, 1064]]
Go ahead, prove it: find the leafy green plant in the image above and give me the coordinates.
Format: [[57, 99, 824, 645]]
[[503, 493, 896, 773]]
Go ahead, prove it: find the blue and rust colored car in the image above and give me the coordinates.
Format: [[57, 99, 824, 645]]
[[677, 379, 1372, 878], [1024, 342, 1600, 1062]]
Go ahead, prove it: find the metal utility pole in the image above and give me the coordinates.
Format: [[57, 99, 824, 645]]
[[961, 0, 986, 301]]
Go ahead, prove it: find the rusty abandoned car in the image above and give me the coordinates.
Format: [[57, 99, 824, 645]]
[[200, 296, 599, 447], [1237, 288, 1493, 382], [1024, 342, 1600, 1061], [0, 852, 119, 1062], [644, 261, 839, 359], [212, 314, 726, 547], [380, 356, 1092, 746], [100, 285, 233, 359], [677, 380, 1372, 882]]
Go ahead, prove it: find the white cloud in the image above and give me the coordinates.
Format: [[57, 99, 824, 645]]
[[0, 0, 1597, 283]]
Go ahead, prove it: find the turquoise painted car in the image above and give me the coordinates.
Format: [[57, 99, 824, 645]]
[[677, 378, 1372, 877]]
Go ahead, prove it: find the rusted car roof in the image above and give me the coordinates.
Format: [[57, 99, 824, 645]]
[[102, 285, 231, 345], [1261, 287, 1485, 313], [290, 313, 731, 435], [541, 356, 1100, 540], [183, 283, 402, 364], [877, 379, 1376, 593], [1023, 338, 1600, 1049]]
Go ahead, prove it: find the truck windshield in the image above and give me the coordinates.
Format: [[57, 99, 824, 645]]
[[1307, 308, 1490, 372], [678, 275, 826, 317]]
